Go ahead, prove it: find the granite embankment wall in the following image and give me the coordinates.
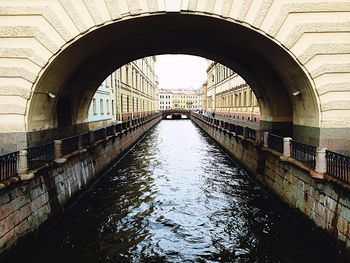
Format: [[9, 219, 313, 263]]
[[191, 114, 350, 256], [0, 114, 161, 255]]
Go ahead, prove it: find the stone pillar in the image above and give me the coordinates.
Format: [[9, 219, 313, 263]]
[[315, 147, 327, 174], [18, 149, 28, 174], [263, 132, 269, 148], [283, 137, 292, 157], [54, 140, 63, 159]]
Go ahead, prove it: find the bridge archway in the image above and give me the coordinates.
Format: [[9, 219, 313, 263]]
[[0, 1, 349, 153], [161, 110, 192, 119], [27, 14, 318, 145]]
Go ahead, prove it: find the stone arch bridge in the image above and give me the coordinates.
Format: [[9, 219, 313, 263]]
[[161, 109, 191, 119], [0, 0, 349, 153]]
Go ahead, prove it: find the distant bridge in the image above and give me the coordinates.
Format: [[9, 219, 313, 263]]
[[160, 109, 192, 119]]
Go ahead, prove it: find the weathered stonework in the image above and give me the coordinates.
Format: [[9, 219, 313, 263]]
[[0, 115, 161, 255], [191, 114, 350, 257]]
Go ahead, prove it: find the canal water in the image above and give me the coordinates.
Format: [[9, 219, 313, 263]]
[[10, 120, 341, 263]]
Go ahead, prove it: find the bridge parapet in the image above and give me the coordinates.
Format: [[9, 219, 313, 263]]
[[160, 110, 192, 119]]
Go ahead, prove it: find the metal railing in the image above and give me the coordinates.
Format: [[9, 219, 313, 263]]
[[291, 140, 316, 168], [115, 123, 123, 132], [61, 135, 80, 155], [81, 132, 90, 148], [228, 123, 236, 133], [0, 113, 160, 180], [106, 125, 114, 137], [245, 127, 256, 140], [0, 151, 18, 180], [268, 133, 284, 153], [326, 150, 350, 184], [235, 125, 244, 136], [27, 142, 55, 170], [94, 128, 106, 141]]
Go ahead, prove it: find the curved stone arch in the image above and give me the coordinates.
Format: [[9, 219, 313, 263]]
[[0, 0, 348, 152], [26, 13, 319, 141]]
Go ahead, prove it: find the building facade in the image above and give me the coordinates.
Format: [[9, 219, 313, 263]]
[[88, 56, 158, 127], [206, 61, 260, 122], [88, 75, 116, 127], [159, 89, 172, 110], [159, 89, 200, 110], [117, 56, 158, 121]]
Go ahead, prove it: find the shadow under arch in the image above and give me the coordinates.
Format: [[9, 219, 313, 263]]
[[27, 13, 320, 146]]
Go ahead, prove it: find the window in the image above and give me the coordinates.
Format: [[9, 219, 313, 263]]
[[106, 99, 109, 115], [135, 73, 138, 90], [131, 69, 134, 87], [100, 99, 104, 115], [125, 66, 129, 85], [127, 96, 130, 112], [92, 98, 96, 115], [112, 100, 114, 115]]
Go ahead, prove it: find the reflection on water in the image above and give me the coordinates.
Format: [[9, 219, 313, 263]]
[[10, 120, 341, 262]]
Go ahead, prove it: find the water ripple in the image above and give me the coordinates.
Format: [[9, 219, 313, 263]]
[[8, 120, 343, 263]]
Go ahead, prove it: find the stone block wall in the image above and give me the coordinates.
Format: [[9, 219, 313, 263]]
[[0, 115, 161, 255], [262, 152, 350, 251], [191, 114, 350, 256]]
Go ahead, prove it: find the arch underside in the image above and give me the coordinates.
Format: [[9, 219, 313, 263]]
[[27, 13, 319, 145]]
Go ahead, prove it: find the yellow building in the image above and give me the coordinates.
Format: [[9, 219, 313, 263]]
[[116, 56, 158, 121], [206, 61, 260, 122], [171, 89, 200, 110]]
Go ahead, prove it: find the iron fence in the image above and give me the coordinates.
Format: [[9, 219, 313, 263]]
[[228, 123, 236, 133], [115, 123, 123, 132], [81, 132, 90, 147], [106, 125, 114, 137], [94, 128, 106, 141], [61, 135, 80, 155], [326, 150, 350, 184], [245, 127, 256, 141], [27, 142, 55, 170], [290, 140, 316, 168], [0, 151, 18, 180], [235, 125, 244, 136], [268, 133, 283, 153]]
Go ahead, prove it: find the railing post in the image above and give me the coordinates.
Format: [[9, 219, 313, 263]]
[[283, 137, 292, 157], [54, 140, 63, 159], [315, 147, 327, 174], [263, 132, 269, 148], [18, 150, 28, 174]]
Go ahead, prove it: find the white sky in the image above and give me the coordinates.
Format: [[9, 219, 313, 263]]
[[155, 55, 207, 90]]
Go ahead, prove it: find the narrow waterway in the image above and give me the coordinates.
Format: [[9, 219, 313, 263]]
[[10, 120, 340, 263]]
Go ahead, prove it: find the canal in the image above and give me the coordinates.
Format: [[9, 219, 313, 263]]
[[9, 120, 341, 263]]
